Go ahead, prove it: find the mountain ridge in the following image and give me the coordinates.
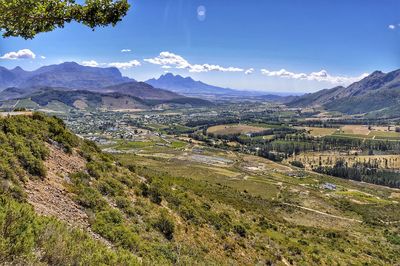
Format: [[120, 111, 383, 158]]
[[146, 73, 283, 100], [0, 62, 133, 91], [288, 69, 400, 115], [0, 63, 213, 109], [146, 73, 242, 95]]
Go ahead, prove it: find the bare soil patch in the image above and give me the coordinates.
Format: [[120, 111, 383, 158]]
[[25, 144, 86, 227]]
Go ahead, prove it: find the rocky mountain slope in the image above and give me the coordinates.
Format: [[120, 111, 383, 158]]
[[288, 69, 400, 115]]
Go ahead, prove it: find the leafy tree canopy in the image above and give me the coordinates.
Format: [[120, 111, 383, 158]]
[[0, 0, 130, 39]]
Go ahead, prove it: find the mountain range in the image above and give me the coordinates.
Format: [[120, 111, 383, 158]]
[[1, 62, 400, 116], [0, 62, 132, 90], [288, 69, 400, 116], [146, 73, 245, 96], [0, 63, 212, 110], [146, 73, 284, 101]]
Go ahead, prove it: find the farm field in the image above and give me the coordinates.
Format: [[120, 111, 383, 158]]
[[303, 127, 338, 137], [207, 124, 266, 135], [303, 125, 400, 140]]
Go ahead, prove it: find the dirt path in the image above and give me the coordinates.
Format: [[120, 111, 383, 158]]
[[282, 203, 362, 223]]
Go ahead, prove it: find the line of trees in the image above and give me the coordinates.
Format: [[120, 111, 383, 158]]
[[314, 160, 400, 188]]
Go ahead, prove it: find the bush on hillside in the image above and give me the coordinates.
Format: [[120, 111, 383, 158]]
[[153, 212, 175, 240]]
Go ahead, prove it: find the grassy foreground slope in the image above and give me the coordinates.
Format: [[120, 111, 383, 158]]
[[0, 113, 399, 265]]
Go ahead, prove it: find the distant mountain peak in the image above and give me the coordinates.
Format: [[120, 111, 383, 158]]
[[159, 73, 195, 81], [12, 66, 24, 71], [370, 70, 384, 76], [60, 61, 79, 66], [163, 72, 175, 77]]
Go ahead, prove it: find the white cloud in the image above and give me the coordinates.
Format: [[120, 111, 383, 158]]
[[144, 51, 244, 73], [388, 24, 396, 30], [108, 60, 141, 69], [40, 55, 46, 59], [81, 60, 100, 67], [0, 49, 36, 60], [245, 68, 254, 75], [261, 68, 369, 85], [121, 49, 131, 53]]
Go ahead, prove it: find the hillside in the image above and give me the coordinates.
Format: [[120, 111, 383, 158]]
[[98, 81, 185, 100], [29, 89, 149, 110], [0, 62, 132, 91], [288, 69, 400, 115], [0, 67, 18, 88], [1, 113, 399, 265], [0, 88, 212, 112]]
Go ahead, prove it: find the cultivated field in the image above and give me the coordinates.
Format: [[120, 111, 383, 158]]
[[303, 127, 338, 137], [340, 125, 370, 135], [207, 124, 266, 135], [304, 125, 400, 140]]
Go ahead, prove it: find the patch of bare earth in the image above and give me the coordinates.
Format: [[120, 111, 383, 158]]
[[24, 143, 111, 247], [72, 99, 88, 110]]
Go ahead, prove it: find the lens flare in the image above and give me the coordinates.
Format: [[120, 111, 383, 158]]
[[197, 6, 206, 21]]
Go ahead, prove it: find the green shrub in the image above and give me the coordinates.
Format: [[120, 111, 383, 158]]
[[140, 183, 162, 204], [74, 186, 107, 211], [115, 196, 131, 209], [290, 160, 305, 168], [149, 186, 162, 205], [97, 177, 124, 197], [153, 212, 175, 240], [140, 183, 149, 197], [0, 162, 14, 180], [209, 212, 232, 231], [234, 224, 247, 237], [92, 210, 139, 251], [0, 196, 139, 265], [0, 197, 38, 261], [179, 205, 199, 224]]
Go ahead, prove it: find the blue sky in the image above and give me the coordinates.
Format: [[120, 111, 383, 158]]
[[0, 0, 399, 93]]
